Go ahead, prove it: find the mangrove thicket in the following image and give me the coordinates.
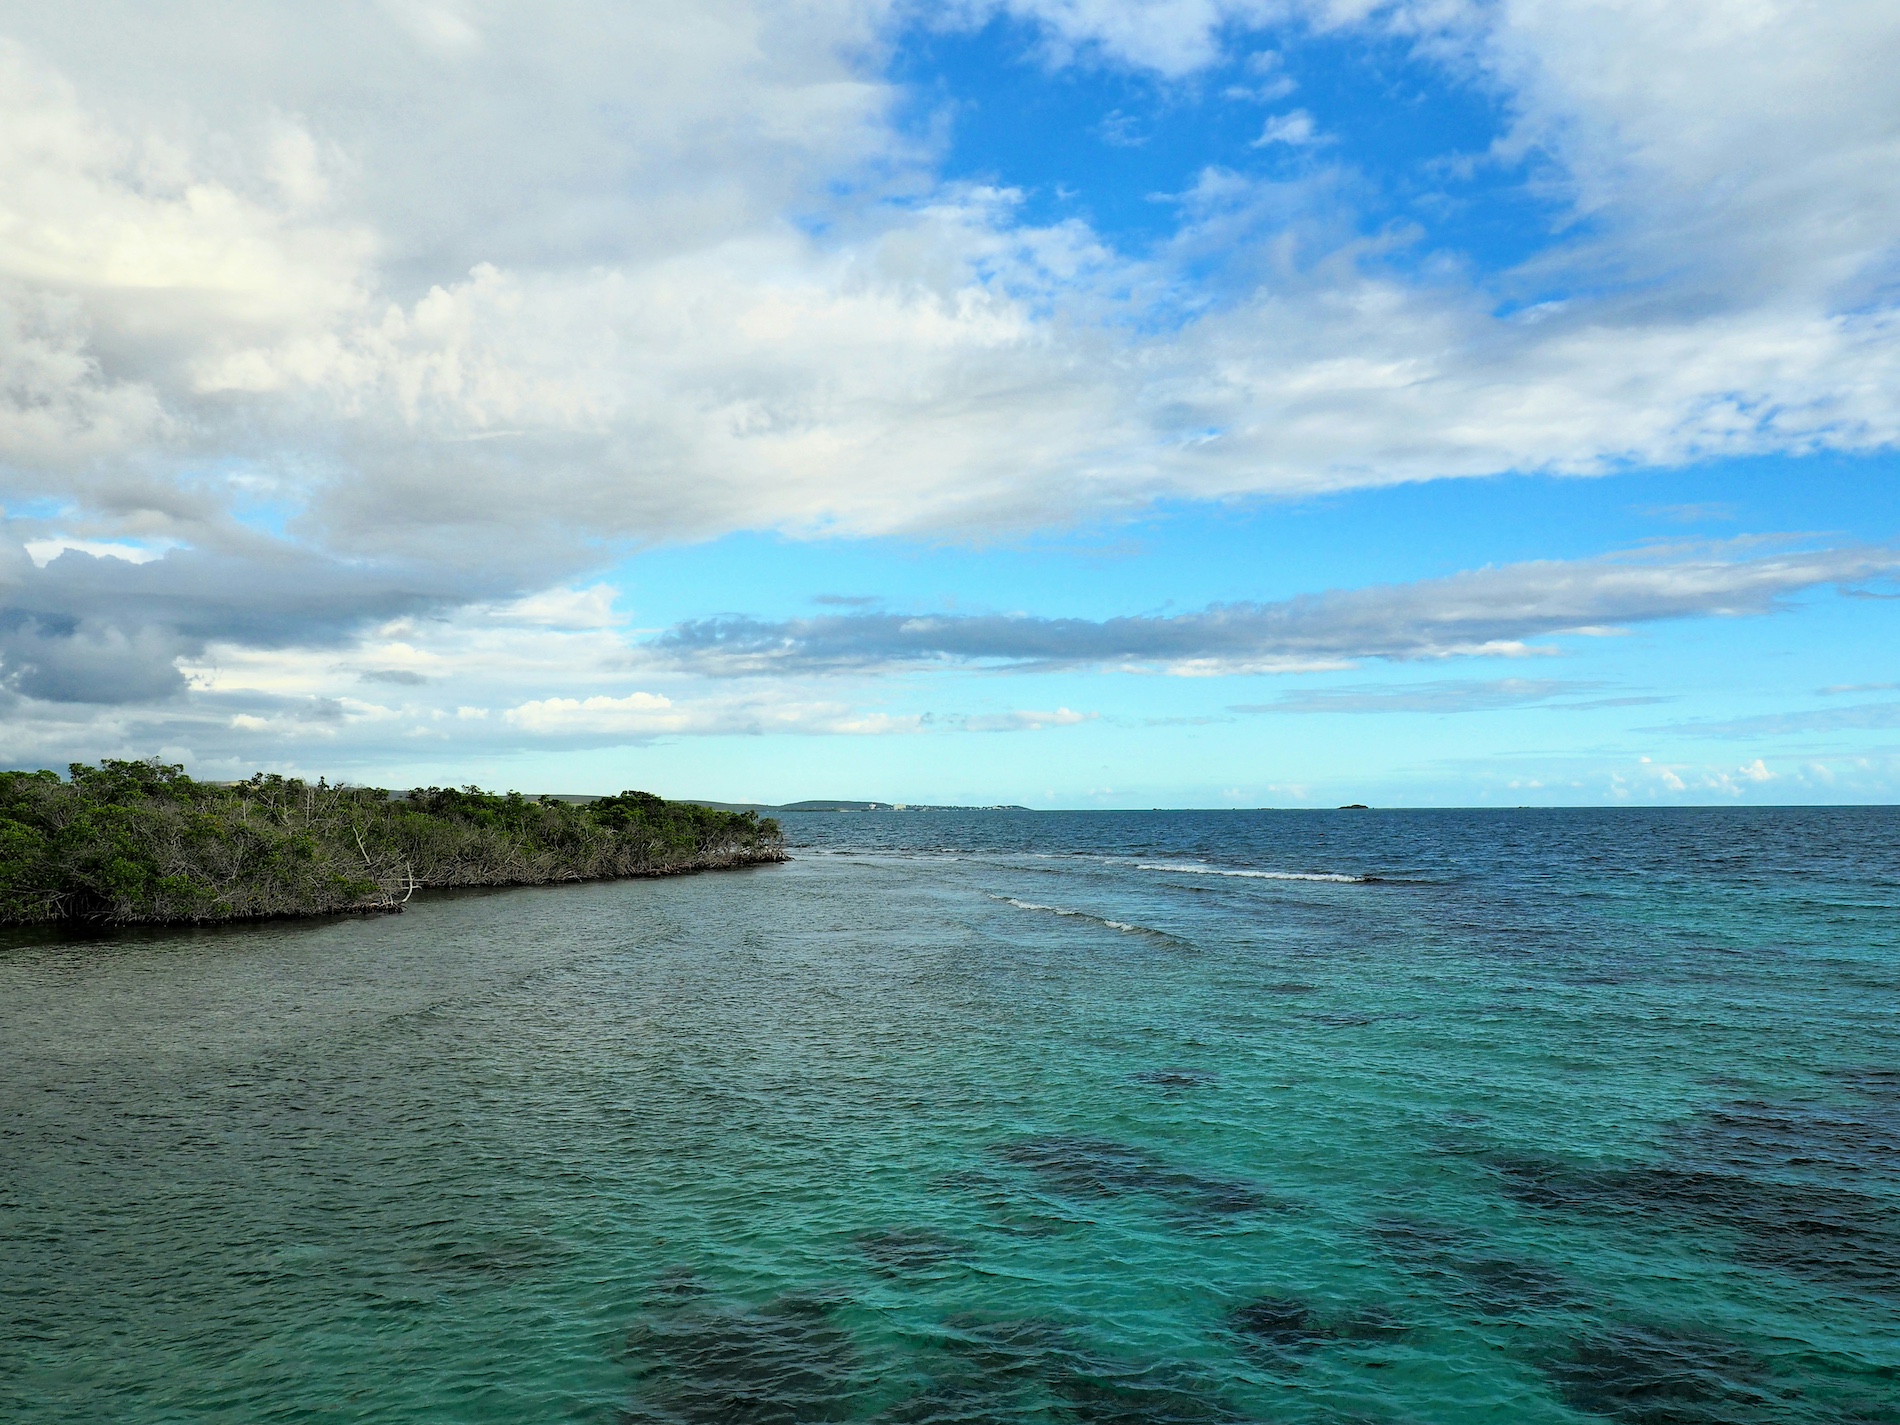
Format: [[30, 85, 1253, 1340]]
[[0, 760, 785, 927]]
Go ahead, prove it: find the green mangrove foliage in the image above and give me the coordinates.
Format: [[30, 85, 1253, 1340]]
[[0, 760, 785, 927]]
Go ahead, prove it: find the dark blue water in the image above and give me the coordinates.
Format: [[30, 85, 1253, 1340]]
[[3, 808, 1897, 1422]]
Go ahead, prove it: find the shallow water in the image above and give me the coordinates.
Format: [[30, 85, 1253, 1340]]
[[3, 808, 1897, 1423]]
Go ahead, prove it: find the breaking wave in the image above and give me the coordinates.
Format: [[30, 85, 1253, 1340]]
[[1135, 860, 1365, 883], [992, 896, 1183, 943]]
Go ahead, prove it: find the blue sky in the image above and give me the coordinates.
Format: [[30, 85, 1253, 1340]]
[[1, 1, 1897, 804], [891, 11, 1556, 272], [581, 452, 1900, 806]]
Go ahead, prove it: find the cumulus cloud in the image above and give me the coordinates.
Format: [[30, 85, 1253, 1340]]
[[0, 559, 1110, 770], [654, 543, 1900, 675], [940, 0, 1900, 487], [2, 0, 1899, 762], [0, 525, 496, 704], [504, 692, 687, 736], [931, 0, 1258, 75], [2, 0, 1897, 566], [1252, 109, 1324, 147]]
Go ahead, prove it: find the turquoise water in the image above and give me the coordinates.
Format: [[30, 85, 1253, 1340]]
[[3, 808, 1897, 1423]]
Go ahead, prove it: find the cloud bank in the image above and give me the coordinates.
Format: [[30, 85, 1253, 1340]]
[[654, 544, 1899, 675], [1, 0, 1898, 769], [0, 537, 1887, 783], [5, 2, 1900, 550]]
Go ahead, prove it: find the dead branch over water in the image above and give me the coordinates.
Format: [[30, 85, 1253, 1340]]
[[0, 761, 786, 927]]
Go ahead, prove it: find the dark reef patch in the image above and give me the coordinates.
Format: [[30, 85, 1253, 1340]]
[[623, 1286, 866, 1424], [1048, 1367, 1240, 1424], [1127, 1069, 1221, 1091], [1335, 1305, 1412, 1342], [1452, 1256, 1586, 1317], [1224, 1294, 1411, 1372], [1226, 1297, 1333, 1363], [1473, 1086, 1900, 1299], [1667, 1096, 1900, 1179], [854, 1227, 976, 1275], [1828, 1066, 1900, 1102], [991, 1135, 1281, 1218], [1490, 1155, 1900, 1297], [879, 1315, 1243, 1425], [646, 1267, 710, 1301], [1369, 1216, 1463, 1253], [1536, 1323, 1778, 1424], [1370, 1218, 1587, 1318], [622, 1289, 1246, 1425]]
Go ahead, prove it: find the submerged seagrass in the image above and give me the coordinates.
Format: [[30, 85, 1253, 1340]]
[[0, 760, 784, 925]]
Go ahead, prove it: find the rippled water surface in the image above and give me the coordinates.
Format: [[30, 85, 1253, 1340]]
[[4, 808, 1899, 1423]]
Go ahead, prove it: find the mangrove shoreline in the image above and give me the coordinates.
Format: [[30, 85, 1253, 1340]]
[[0, 760, 786, 928]]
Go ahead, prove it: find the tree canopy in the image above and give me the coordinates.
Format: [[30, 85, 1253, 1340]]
[[0, 761, 783, 926]]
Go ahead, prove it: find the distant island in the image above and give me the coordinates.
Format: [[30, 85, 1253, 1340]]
[[684, 799, 1031, 813], [0, 760, 785, 928]]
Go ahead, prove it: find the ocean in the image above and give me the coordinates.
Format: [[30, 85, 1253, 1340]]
[[3, 808, 1897, 1423]]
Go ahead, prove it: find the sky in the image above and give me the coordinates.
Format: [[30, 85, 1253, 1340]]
[[1, 0, 1897, 807]]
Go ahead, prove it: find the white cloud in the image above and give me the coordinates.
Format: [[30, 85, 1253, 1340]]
[[1252, 109, 1323, 146], [504, 692, 690, 735], [1470, 0, 1900, 308], [940, 0, 1281, 76], [23, 537, 175, 567], [2, 0, 1900, 761], [499, 691, 1094, 740], [965, 706, 1096, 730], [1225, 47, 1298, 101], [1420, 746, 1897, 805], [654, 541, 1900, 675], [4, 1, 1897, 571], [8, 534, 1877, 773]]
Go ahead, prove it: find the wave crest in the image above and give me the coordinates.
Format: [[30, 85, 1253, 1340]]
[[991, 896, 1183, 943], [1135, 860, 1363, 883]]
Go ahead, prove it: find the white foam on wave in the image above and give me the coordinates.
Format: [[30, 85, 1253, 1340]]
[[1000, 896, 1102, 920], [1135, 860, 1363, 883], [992, 896, 1174, 940]]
